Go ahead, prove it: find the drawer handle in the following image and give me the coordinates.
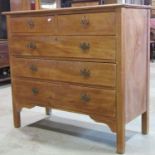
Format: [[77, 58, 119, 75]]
[[81, 16, 89, 26], [27, 20, 35, 29], [80, 93, 91, 103], [26, 42, 36, 50], [29, 64, 38, 72], [32, 88, 39, 95], [80, 68, 91, 78], [80, 42, 90, 51]]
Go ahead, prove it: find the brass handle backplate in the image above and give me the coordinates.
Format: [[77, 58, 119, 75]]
[[81, 16, 89, 27], [32, 88, 39, 95], [26, 42, 36, 50], [27, 19, 35, 29], [80, 93, 91, 103], [29, 64, 38, 72], [80, 42, 90, 51], [80, 68, 91, 78]]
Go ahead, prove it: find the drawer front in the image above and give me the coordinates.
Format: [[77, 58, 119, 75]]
[[0, 42, 8, 54], [13, 79, 116, 117], [0, 53, 9, 66], [10, 16, 57, 33], [10, 36, 116, 60], [58, 12, 116, 35], [11, 58, 116, 87]]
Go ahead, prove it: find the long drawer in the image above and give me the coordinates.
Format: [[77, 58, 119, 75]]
[[10, 16, 57, 34], [13, 78, 116, 117], [58, 12, 116, 35], [10, 36, 116, 60], [11, 57, 116, 87], [0, 53, 9, 67]]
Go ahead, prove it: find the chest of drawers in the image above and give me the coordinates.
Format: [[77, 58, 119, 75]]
[[0, 40, 10, 82], [0, 40, 9, 68], [4, 4, 150, 154]]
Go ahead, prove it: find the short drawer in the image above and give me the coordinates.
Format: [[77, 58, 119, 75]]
[[10, 36, 116, 60], [0, 53, 9, 66], [11, 57, 116, 87], [58, 12, 116, 35], [10, 16, 57, 34], [13, 79, 116, 117]]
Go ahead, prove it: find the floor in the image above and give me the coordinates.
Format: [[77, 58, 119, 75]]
[[0, 63, 155, 155]]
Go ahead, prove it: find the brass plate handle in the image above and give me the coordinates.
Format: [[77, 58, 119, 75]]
[[80, 68, 91, 78], [80, 93, 91, 103], [32, 88, 39, 95], [80, 42, 90, 51], [27, 19, 35, 29], [29, 64, 38, 72], [81, 16, 89, 27], [26, 42, 36, 50]]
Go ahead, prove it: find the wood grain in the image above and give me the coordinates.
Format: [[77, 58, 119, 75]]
[[123, 9, 149, 123], [142, 8, 150, 135], [13, 78, 116, 118], [10, 15, 57, 33], [115, 7, 126, 154], [10, 36, 116, 60], [11, 57, 116, 87], [0, 41, 8, 54], [0, 41, 9, 68], [5, 15, 21, 127], [58, 12, 116, 35], [3, 4, 150, 16], [0, 53, 9, 67]]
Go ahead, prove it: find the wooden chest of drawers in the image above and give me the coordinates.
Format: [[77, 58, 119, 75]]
[[0, 40, 9, 68], [0, 40, 10, 82], [4, 4, 150, 154], [0, 53, 9, 67]]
